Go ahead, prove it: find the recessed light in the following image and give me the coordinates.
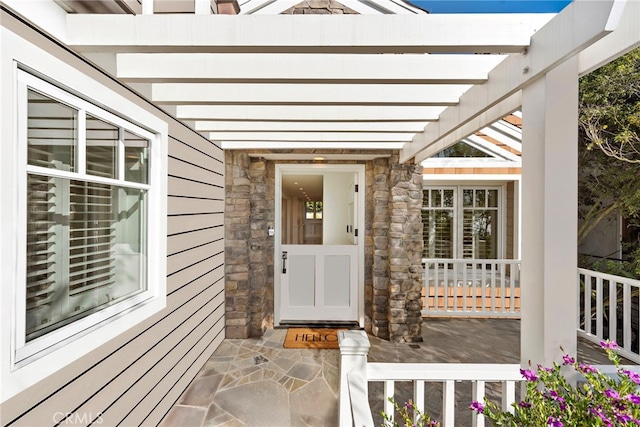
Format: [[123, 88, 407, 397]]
[[313, 156, 325, 161]]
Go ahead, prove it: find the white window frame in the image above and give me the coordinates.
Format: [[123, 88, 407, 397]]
[[14, 70, 162, 366], [2, 55, 167, 403], [422, 184, 505, 259]]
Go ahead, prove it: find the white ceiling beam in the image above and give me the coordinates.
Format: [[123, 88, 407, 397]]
[[421, 158, 521, 168], [207, 132, 414, 142], [221, 141, 404, 149], [402, 0, 625, 163], [65, 14, 554, 54], [480, 125, 522, 152], [151, 83, 468, 106], [117, 53, 505, 84], [195, 121, 429, 132], [177, 105, 444, 121]]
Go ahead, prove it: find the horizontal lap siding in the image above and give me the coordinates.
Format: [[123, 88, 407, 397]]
[[0, 20, 225, 424]]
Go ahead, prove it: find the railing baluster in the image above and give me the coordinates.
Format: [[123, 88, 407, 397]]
[[609, 278, 617, 343], [444, 261, 450, 310], [434, 262, 440, 312], [596, 276, 603, 339], [472, 262, 477, 313], [511, 262, 517, 313], [463, 261, 469, 312], [384, 380, 395, 423], [490, 263, 496, 313], [442, 380, 456, 427], [413, 380, 425, 425], [502, 380, 515, 414], [624, 282, 631, 352], [585, 272, 592, 335], [471, 380, 485, 427]]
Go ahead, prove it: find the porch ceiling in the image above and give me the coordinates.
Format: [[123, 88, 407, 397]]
[[6, 0, 636, 163]]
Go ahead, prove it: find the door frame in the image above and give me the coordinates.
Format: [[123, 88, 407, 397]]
[[274, 163, 366, 327]]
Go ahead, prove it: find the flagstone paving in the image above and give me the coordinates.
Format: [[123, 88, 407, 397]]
[[160, 319, 631, 427]]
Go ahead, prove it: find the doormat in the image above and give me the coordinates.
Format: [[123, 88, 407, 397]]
[[283, 328, 345, 349]]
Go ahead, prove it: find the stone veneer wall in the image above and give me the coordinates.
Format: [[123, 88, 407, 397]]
[[224, 150, 423, 342], [281, 0, 358, 14]]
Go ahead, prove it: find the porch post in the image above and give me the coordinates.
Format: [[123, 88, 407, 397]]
[[520, 56, 579, 367]]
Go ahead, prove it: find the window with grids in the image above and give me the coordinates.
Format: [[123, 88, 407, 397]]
[[22, 73, 151, 346], [422, 186, 500, 259]]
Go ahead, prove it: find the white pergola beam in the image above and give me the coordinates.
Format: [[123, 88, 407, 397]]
[[578, 0, 640, 76], [194, 121, 430, 133], [177, 105, 444, 121], [464, 135, 521, 162], [413, 92, 522, 163], [207, 132, 414, 142], [117, 53, 505, 84], [151, 83, 468, 106], [220, 141, 404, 149], [65, 14, 554, 54], [403, 0, 624, 163]]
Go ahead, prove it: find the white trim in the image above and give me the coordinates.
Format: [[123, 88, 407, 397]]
[[274, 164, 365, 328]]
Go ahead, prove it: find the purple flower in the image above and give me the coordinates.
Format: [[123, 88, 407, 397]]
[[616, 412, 633, 423], [405, 401, 413, 410], [520, 368, 538, 382], [605, 389, 621, 400], [622, 369, 640, 385], [562, 354, 575, 365], [627, 394, 640, 405], [518, 401, 532, 408], [579, 363, 597, 374], [601, 340, 619, 350], [548, 416, 564, 427], [470, 401, 484, 414]]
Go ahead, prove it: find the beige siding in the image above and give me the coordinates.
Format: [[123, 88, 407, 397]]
[[1, 12, 225, 427]]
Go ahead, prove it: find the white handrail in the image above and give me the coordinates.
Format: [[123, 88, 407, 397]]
[[423, 258, 521, 318], [577, 268, 640, 364]]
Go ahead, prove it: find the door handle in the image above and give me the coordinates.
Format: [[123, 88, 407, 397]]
[[282, 251, 288, 274]]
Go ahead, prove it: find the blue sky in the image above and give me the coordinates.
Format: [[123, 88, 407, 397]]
[[411, 0, 572, 13]]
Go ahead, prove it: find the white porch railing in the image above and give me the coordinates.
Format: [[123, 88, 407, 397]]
[[339, 330, 522, 427], [578, 268, 640, 364], [422, 259, 521, 318]]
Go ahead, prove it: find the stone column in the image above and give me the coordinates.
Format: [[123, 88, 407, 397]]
[[371, 158, 391, 339], [224, 151, 251, 338], [388, 156, 424, 343]]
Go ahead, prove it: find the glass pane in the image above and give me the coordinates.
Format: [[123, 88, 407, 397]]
[[306, 202, 315, 219], [423, 189, 429, 207], [314, 202, 323, 220], [462, 209, 498, 259], [463, 189, 473, 207], [86, 115, 118, 179], [124, 131, 149, 184], [433, 141, 492, 158], [27, 90, 77, 171], [488, 189, 498, 208], [424, 209, 453, 258], [432, 189, 442, 207], [443, 190, 454, 207], [475, 190, 486, 208], [25, 174, 147, 342]]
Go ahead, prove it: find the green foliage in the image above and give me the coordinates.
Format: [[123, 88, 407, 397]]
[[471, 342, 640, 426], [381, 398, 439, 427], [578, 48, 640, 275]]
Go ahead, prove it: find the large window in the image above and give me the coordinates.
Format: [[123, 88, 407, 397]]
[[422, 186, 502, 259], [16, 71, 157, 364]]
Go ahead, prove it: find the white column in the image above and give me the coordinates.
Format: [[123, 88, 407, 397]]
[[520, 56, 579, 368], [338, 330, 372, 427]]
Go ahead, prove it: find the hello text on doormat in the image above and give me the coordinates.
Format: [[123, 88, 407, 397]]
[[283, 328, 345, 349]]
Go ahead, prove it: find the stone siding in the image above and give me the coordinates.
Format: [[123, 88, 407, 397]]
[[281, 0, 358, 14], [224, 149, 423, 342]]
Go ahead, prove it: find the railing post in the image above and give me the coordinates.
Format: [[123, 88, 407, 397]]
[[339, 330, 371, 427]]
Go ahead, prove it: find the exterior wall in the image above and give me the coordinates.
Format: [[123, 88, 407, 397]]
[[224, 150, 423, 342], [1, 11, 224, 426], [281, 0, 358, 14]]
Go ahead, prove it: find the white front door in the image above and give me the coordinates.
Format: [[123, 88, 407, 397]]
[[275, 165, 364, 326]]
